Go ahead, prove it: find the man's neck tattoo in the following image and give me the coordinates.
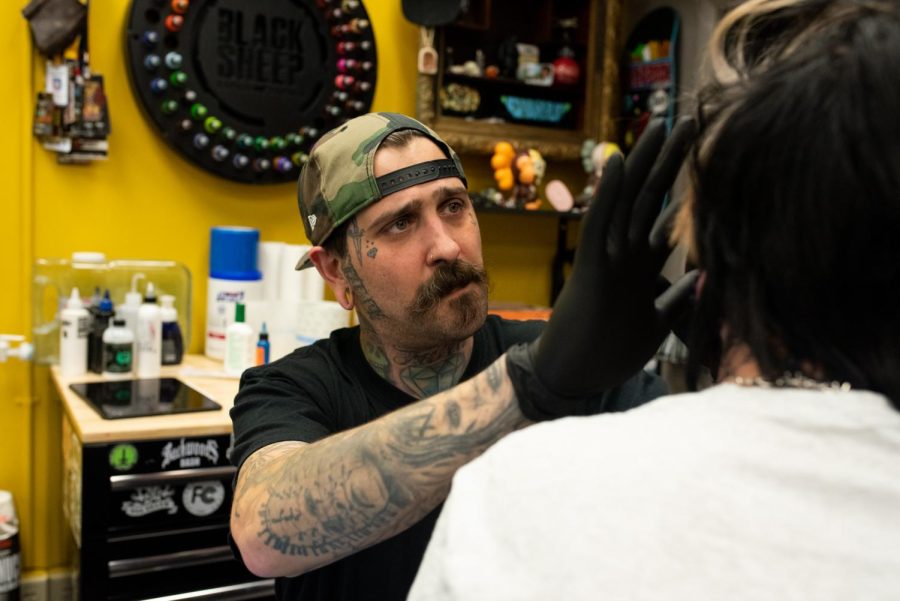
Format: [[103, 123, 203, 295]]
[[361, 333, 469, 399]]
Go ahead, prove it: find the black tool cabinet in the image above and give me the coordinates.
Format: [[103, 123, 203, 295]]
[[68, 431, 274, 600]]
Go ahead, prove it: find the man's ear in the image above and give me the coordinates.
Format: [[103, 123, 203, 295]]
[[308, 246, 354, 310]]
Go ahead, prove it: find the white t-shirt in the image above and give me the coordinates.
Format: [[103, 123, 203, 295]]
[[409, 384, 900, 601]]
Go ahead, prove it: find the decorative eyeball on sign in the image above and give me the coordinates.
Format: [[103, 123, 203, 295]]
[[125, 0, 377, 184]]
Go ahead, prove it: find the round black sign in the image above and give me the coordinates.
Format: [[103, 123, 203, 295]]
[[125, 0, 377, 184]]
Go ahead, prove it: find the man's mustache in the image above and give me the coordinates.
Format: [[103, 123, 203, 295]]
[[408, 261, 488, 316]]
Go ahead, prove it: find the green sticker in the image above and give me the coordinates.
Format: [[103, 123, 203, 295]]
[[109, 444, 139, 471]]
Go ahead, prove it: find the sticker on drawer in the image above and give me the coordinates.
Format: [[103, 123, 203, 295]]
[[160, 438, 221, 469], [109, 444, 139, 472], [121, 486, 178, 518], [182, 481, 226, 517]]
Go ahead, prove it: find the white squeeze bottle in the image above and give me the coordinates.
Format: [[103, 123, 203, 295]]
[[119, 273, 145, 341], [59, 287, 89, 376], [224, 302, 254, 376], [136, 282, 162, 378], [160, 294, 184, 365]]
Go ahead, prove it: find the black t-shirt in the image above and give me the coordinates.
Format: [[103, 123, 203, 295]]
[[229, 315, 666, 601]]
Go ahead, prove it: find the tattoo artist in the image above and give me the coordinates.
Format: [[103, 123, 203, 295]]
[[228, 111, 695, 601]]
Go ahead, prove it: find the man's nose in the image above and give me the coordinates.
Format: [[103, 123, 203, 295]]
[[424, 218, 461, 265]]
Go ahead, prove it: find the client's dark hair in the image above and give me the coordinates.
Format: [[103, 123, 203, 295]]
[[685, 0, 900, 405]]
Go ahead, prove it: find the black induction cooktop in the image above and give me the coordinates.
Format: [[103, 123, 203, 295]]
[[69, 378, 221, 420]]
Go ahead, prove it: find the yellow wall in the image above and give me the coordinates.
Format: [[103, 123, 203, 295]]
[[0, 0, 42, 571], [3, 0, 581, 574]]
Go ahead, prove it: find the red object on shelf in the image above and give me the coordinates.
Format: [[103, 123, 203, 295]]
[[553, 56, 580, 85]]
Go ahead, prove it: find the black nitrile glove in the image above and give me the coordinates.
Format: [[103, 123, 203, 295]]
[[508, 118, 698, 421]]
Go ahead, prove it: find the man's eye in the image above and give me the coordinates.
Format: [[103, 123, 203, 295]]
[[389, 218, 409, 232], [445, 200, 464, 214]]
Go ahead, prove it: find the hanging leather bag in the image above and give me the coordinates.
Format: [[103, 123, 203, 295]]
[[21, 0, 87, 57]]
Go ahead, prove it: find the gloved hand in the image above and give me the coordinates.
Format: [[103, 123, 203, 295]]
[[508, 117, 698, 421]]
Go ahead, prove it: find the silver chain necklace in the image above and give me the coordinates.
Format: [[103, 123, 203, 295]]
[[730, 372, 852, 391]]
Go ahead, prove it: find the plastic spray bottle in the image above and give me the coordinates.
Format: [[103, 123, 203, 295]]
[[59, 288, 89, 377], [160, 294, 184, 365], [120, 273, 145, 342]]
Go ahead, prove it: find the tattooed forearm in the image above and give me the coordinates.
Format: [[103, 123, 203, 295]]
[[256, 441, 403, 560], [231, 356, 528, 577], [486, 362, 502, 392]]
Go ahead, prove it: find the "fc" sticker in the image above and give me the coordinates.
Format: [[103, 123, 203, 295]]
[[182, 481, 226, 517]]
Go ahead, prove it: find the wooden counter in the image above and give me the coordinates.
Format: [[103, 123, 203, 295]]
[[52, 354, 240, 444]]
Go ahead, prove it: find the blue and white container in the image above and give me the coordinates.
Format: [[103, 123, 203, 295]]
[[205, 226, 263, 360]]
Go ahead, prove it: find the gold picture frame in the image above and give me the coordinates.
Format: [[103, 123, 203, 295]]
[[415, 0, 624, 160]]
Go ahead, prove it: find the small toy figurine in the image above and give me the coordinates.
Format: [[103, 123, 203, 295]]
[[577, 138, 621, 206], [490, 142, 545, 209], [544, 139, 621, 213]]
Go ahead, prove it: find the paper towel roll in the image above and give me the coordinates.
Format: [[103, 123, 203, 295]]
[[258, 241, 284, 301]]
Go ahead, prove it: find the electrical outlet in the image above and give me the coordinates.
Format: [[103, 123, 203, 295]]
[[19, 574, 48, 601]]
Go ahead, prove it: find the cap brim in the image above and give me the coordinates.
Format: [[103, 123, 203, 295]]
[[295, 249, 314, 270]]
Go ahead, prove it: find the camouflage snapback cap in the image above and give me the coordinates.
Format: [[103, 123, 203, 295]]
[[295, 112, 467, 270]]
